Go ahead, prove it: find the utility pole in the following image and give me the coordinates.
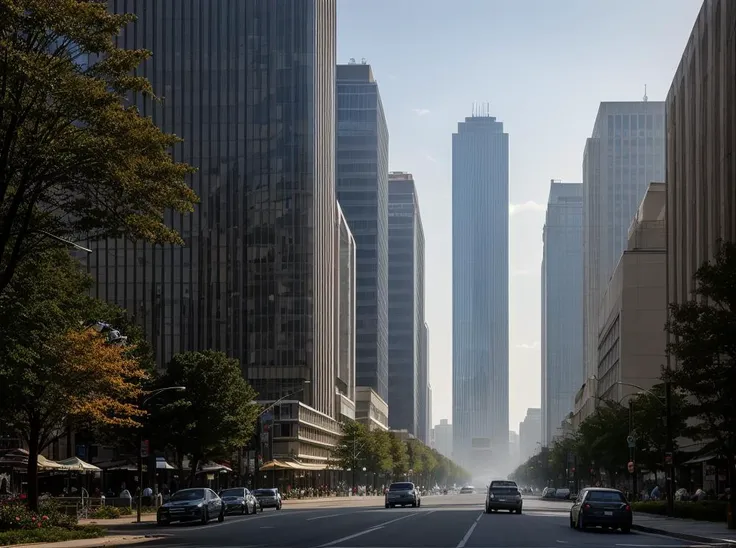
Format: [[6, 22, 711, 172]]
[[664, 379, 674, 516]]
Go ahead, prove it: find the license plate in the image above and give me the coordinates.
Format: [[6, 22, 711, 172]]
[[498, 498, 506, 502], [604, 511, 613, 516]]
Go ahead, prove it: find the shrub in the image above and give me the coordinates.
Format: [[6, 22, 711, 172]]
[[0, 524, 106, 545], [0, 498, 77, 532], [89, 506, 122, 519], [632, 500, 728, 522]]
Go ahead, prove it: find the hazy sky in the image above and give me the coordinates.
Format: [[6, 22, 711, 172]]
[[336, 0, 702, 433]]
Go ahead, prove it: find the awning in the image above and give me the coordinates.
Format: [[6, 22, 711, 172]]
[[260, 459, 328, 471], [157, 457, 175, 470], [37, 455, 67, 471], [0, 449, 67, 471], [196, 462, 232, 474], [682, 452, 719, 465], [57, 457, 102, 472]]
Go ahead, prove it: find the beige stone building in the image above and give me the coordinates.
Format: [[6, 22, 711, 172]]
[[355, 387, 389, 431], [574, 183, 667, 424]]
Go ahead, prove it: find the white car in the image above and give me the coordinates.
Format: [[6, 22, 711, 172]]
[[459, 485, 475, 494]]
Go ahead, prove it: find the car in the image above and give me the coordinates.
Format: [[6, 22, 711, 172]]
[[218, 487, 261, 515], [459, 485, 475, 494], [570, 487, 632, 533], [385, 482, 421, 508], [555, 488, 571, 500], [485, 481, 522, 514], [253, 488, 282, 510], [542, 487, 557, 499], [157, 487, 225, 526]]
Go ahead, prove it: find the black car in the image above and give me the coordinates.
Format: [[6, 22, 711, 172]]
[[157, 488, 225, 526], [485, 481, 522, 514], [385, 482, 421, 508], [570, 487, 632, 533], [218, 487, 261, 515]]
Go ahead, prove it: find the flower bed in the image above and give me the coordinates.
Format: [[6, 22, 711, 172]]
[[0, 524, 106, 545], [632, 500, 728, 522], [0, 498, 77, 531]]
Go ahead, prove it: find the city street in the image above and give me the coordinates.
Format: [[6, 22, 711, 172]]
[[106, 495, 722, 548]]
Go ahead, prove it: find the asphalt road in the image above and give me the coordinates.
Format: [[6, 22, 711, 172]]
[[112, 494, 719, 548]]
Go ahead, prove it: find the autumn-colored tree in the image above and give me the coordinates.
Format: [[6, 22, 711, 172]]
[[0, 0, 198, 295], [0, 249, 147, 509]]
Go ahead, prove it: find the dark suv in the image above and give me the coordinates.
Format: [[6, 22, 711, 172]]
[[485, 480, 523, 514]]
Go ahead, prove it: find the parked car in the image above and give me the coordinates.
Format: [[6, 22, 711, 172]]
[[218, 487, 261, 515], [569, 487, 632, 533], [253, 488, 282, 510], [542, 487, 557, 499], [459, 485, 475, 494], [157, 488, 225, 526]]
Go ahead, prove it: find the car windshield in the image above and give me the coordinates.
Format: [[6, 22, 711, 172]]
[[491, 481, 516, 488], [389, 483, 413, 491], [587, 491, 626, 503], [219, 489, 244, 498], [254, 489, 276, 496], [170, 489, 205, 501]]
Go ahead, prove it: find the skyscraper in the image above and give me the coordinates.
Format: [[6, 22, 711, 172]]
[[452, 113, 509, 471], [519, 408, 541, 463], [336, 62, 390, 403], [580, 102, 665, 418], [418, 322, 430, 443], [94, 0, 346, 464], [541, 181, 583, 446], [387, 172, 425, 435]]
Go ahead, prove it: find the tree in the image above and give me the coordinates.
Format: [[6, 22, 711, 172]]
[[330, 420, 369, 487], [665, 241, 736, 528], [576, 401, 630, 481], [152, 350, 259, 485], [0, 249, 147, 509], [364, 430, 393, 482], [388, 433, 409, 480], [0, 0, 198, 295]]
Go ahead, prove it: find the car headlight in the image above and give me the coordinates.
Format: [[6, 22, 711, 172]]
[[197, 502, 203, 508], [489, 494, 495, 499]]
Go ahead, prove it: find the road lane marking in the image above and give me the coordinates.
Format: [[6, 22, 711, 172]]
[[455, 512, 483, 548], [307, 513, 343, 521], [316, 513, 418, 548]]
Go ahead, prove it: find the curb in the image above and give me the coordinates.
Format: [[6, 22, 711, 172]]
[[631, 524, 736, 544]]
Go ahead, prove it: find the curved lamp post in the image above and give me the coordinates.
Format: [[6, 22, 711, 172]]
[[137, 386, 185, 523]]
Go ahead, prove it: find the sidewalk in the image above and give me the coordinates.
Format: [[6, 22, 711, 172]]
[[633, 513, 736, 544], [9, 535, 158, 548]]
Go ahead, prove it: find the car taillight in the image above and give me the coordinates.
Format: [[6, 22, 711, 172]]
[[583, 504, 591, 510], [625, 505, 631, 511]]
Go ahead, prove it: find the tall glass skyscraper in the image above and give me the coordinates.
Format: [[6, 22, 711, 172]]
[[336, 62, 390, 403], [387, 173, 425, 436], [98, 0, 340, 419], [580, 102, 665, 417], [541, 181, 583, 446], [452, 114, 509, 471]]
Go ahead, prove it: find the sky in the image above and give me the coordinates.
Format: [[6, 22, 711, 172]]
[[336, 0, 703, 433]]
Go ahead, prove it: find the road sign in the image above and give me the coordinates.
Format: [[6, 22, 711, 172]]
[[627, 435, 636, 448], [627, 461, 635, 474]]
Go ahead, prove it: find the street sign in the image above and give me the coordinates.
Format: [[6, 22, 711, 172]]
[[627, 461, 635, 474], [627, 435, 636, 449]]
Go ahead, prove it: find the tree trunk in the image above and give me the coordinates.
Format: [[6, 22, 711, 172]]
[[27, 428, 40, 511], [188, 456, 201, 487]]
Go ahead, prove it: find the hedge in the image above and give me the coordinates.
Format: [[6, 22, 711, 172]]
[[632, 500, 728, 522], [0, 524, 106, 545]]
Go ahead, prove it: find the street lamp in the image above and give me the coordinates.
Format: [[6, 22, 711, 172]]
[[137, 386, 186, 523]]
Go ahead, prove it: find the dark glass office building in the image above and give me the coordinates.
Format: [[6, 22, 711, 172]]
[[387, 173, 425, 436], [336, 62, 390, 403], [95, 0, 339, 418]]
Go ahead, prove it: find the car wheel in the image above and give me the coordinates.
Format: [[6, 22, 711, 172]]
[[157, 518, 169, 526], [242, 505, 247, 515], [484, 505, 490, 514], [516, 508, 522, 514], [569, 515, 574, 528], [277, 503, 282, 510], [218, 509, 225, 523], [411, 501, 417, 508], [385, 503, 390, 508], [201, 508, 209, 525], [576, 513, 585, 530], [621, 525, 631, 533], [418, 500, 421, 508]]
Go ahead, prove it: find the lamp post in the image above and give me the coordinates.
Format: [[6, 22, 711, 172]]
[[253, 381, 310, 488], [137, 386, 186, 523]]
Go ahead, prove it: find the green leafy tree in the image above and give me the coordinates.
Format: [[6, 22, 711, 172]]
[[665, 241, 736, 528], [0, 249, 147, 509], [365, 430, 393, 479], [330, 420, 371, 488], [548, 437, 576, 486], [576, 401, 630, 481], [152, 350, 259, 485], [388, 432, 409, 480], [0, 0, 198, 295]]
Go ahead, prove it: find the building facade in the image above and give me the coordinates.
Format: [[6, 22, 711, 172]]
[[541, 181, 583, 446], [580, 101, 665, 420], [452, 114, 509, 471], [594, 184, 666, 405], [666, 0, 736, 308], [334, 204, 357, 420], [354, 387, 389, 431], [336, 62, 390, 402], [95, 0, 346, 466], [432, 419, 453, 460], [387, 172, 425, 436], [519, 408, 541, 463], [418, 323, 430, 444]]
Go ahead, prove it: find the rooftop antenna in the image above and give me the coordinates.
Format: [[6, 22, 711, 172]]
[[643, 84, 648, 102]]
